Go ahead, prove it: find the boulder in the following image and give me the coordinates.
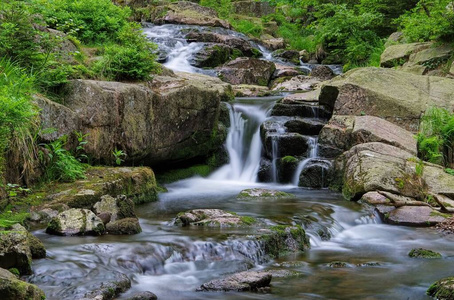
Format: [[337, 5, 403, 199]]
[[262, 133, 310, 158], [93, 195, 136, 223], [257, 158, 273, 182], [0, 268, 45, 300], [278, 156, 300, 183], [272, 49, 300, 64], [126, 291, 158, 300], [237, 188, 294, 199], [380, 42, 432, 68], [218, 58, 275, 86], [270, 103, 331, 120], [284, 118, 326, 135], [261, 38, 285, 51], [298, 159, 332, 188], [175, 209, 257, 227], [272, 75, 321, 91], [197, 271, 272, 292], [105, 218, 142, 235], [39, 72, 232, 165], [273, 64, 302, 78], [149, 1, 230, 28], [83, 272, 131, 300], [0, 225, 33, 275], [319, 68, 454, 131], [281, 90, 320, 104], [310, 65, 335, 81], [232, 84, 271, 97], [260, 225, 309, 258], [191, 43, 233, 68], [318, 115, 418, 156], [404, 44, 454, 74], [408, 248, 442, 258], [46, 208, 105, 236], [185, 31, 259, 57], [427, 277, 454, 300], [376, 206, 449, 226]]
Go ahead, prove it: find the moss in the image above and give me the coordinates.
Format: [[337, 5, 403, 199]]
[[281, 156, 298, 164], [8, 268, 19, 278], [327, 261, 348, 268], [430, 211, 451, 219], [408, 248, 442, 258], [156, 164, 213, 184], [46, 218, 62, 235], [240, 216, 257, 225], [427, 277, 454, 299], [261, 225, 309, 258]]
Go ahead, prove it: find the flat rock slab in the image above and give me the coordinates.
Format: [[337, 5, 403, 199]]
[[197, 271, 272, 292], [237, 188, 294, 199], [281, 90, 320, 104], [176, 209, 256, 227], [377, 206, 448, 226]]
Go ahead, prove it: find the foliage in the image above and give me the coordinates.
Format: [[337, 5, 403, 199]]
[[398, 0, 454, 42], [230, 19, 264, 38], [40, 135, 86, 182], [200, 0, 232, 19], [112, 148, 127, 166], [417, 107, 454, 166]]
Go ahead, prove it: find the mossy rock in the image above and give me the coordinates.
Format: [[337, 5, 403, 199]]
[[327, 261, 349, 268], [408, 248, 442, 259], [105, 218, 142, 235], [46, 208, 105, 236], [237, 188, 294, 200], [260, 225, 309, 258], [427, 277, 454, 300], [0, 267, 45, 300], [175, 209, 257, 227], [0, 225, 33, 275]]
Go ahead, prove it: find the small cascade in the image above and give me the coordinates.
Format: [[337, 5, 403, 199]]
[[271, 136, 279, 182], [210, 100, 274, 182], [164, 41, 204, 73], [292, 137, 318, 186]]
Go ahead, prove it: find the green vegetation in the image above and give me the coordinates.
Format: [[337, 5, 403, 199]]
[[156, 165, 213, 184], [200, 0, 452, 70], [408, 248, 442, 258], [417, 107, 454, 168]]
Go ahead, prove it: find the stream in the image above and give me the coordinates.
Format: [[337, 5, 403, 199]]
[[27, 24, 454, 300]]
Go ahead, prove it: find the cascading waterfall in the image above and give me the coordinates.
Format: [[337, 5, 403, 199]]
[[271, 136, 279, 182], [209, 102, 271, 182], [292, 137, 318, 186]]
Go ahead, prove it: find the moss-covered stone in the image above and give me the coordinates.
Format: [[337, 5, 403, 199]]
[[0, 225, 32, 275], [427, 277, 454, 300], [175, 209, 257, 227], [237, 188, 294, 200], [105, 218, 142, 235], [408, 248, 442, 259], [46, 208, 105, 236], [260, 225, 309, 258], [0, 267, 45, 300]]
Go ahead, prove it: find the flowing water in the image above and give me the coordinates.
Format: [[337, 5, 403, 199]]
[[27, 24, 454, 300]]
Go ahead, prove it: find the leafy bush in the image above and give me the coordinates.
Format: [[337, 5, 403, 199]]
[[417, 107, 454, 167], [398, 0, 454, 42], [230, 19, 264, 38], [200, 0, 232, 19]]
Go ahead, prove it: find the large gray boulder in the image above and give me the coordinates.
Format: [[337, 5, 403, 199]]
[[319, 68, 454, 131], [38, 72, 233, 165], [0, 268, 45, 300], [218, 58, 276, 86], [149, 1, 231, 28], [47, 208, 105, 236], [197, 271, 272, 292], [319, 115, 417, 155], [380, 42, 432, 68]]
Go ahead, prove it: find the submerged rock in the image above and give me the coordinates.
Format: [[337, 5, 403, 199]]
[[427, 277, 454, 300], [47, 208, 105, 236], [83, 272, 131, 300], [175, 209, 257, 227], [272, 49, 300, 64], [408, 248, 442, 258], [197, 271, 272, 292], [377, 206, 449, 227], [0, 267, 45, 300], [126, 291, 158, 300], [237, 188, 294, 199]]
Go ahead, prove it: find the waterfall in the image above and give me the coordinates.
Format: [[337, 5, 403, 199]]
[[292, 137, 318, 186], [271, 136, 279, 182], [210, 102, 271, 182]]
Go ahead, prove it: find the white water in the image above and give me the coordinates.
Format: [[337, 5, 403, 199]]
[[292, 136, 319, 186], [210, 102, 270, 182]]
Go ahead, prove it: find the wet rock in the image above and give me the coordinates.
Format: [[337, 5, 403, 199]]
[[427, 277, 454, 300], [186, 31, 259, 57], [218, 58, 276, 86], [197, 271, 272, 292], [84, 272, 131, 300], [38, 72, 232, 165], [126, 291, 158, 300], [94, 195, 136, 223], [272, 49, 300, 64], [310, 65, 335, 81], [237, 188, 294, 199], [298, 159, 332, 188], [356, 262, 381, 267], [278, 156, 299, 183], [319, 115, 418, 156], [271, 103, 331, 120], [47, 208, 105, 236], [378, 206, 449, 227], [281, 90, 320, 104], [175, 209, 256, 227], [27, 234, 46, 259], [191, 43, 233, 68], [257, 158, 273, 182], [106, 218, 142, 235], [272, 75, 321, 91], [408, 248, 442, 258], [260, 225, 310, 258], [0, 267, 45, 300], [284, 118, 326, 135], [327, 261, 349, 268], [0, 224, 33, 275], [263, 133, 310, 158], [319, 68, 454, 131], [267, 269, 303, 278], [150, 1, 231, 29], [261, 38, 285, 51], [232, 84, 271, 97]]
